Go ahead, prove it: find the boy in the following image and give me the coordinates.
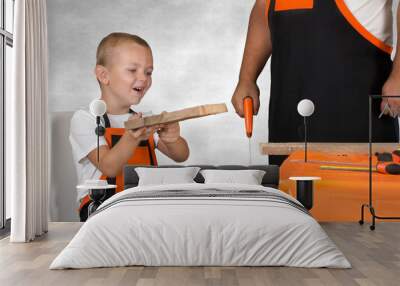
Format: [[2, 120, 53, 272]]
[[70, 33, 190, 221]]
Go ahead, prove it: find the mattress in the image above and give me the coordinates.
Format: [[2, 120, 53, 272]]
[[50, 183, 351, 269]]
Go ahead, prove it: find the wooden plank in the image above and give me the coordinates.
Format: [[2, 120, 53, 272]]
[[259, 142, 399, 155], [124, 103, 228, 130]]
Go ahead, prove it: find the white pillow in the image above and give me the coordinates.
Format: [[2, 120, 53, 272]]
[[200, 169, 266, 185], [135, 167, 201, 186]]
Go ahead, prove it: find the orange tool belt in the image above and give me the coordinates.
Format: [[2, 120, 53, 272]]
[[78, 113, 158, 213]]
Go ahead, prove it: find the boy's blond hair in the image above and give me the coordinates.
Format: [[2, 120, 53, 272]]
[[96, 32, 151, 67]]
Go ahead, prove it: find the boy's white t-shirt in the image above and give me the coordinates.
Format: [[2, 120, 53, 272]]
[[69, 109, 159, 202]]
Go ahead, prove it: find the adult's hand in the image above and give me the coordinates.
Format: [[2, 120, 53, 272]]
[[381, 76, 400, 117], [231, 81, 260, 118]]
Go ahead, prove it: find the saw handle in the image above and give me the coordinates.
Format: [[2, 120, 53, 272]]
[[244, 97, 253, 138], [393, 150, 400, 163], [375, 151, 400, 174], [376, 162, 400, 175]]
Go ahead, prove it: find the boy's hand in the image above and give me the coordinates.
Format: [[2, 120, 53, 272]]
[[158, 112, 181, 144], [127, 112, 159, 142], [129, 127, 156, 141]]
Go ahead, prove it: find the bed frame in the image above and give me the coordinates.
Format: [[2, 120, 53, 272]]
[[124, 165, 280, 189]]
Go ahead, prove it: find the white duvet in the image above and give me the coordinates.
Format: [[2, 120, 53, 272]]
[[50, 183, 351, 269]]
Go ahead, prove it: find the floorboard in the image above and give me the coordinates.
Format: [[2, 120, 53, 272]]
[[0, 222, 399, 286]]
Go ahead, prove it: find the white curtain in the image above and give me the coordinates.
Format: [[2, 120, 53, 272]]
[[8, 0, 49, 242]]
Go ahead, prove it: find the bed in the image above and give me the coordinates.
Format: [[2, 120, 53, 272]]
[[50, 165, 350, 269]]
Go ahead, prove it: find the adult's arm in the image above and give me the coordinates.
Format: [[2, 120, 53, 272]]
[[231, 0, 273, 117], [382, 1, 400, 115]]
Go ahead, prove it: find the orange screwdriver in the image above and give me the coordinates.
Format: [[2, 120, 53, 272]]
[[244, 97, 253, 138], [244, 97, 254, 166]]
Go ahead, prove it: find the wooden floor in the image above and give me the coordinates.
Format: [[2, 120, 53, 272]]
[[0, 222, 399, 286]]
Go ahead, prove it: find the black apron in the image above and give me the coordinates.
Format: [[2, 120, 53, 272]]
[[267, 0, 398, 164]]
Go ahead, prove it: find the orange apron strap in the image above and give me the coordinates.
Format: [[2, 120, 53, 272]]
[[79, 195, 91, 211], [274, 0, 313, 11]]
